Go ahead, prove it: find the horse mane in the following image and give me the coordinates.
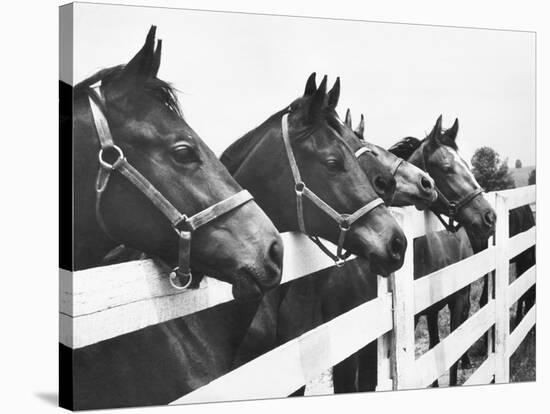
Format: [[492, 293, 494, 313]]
[[388, 127, 459, 160], [388, 136, 423, 160], [220, 108, 288, 174], [74, 65, 183, 118]]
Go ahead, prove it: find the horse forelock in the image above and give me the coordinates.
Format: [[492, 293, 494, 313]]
[[388, 137, 422, 160]]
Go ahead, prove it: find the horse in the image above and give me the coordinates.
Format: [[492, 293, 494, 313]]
[[272, 107, 439, 395], [63, 26, 285, 410], [388, 115, 496, 387], [220, 73, 406, 272], [71, 25, 283, 298], [223, 74, 407, 372]]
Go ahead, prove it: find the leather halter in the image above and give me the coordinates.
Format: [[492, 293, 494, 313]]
[[89, 84, 254, 289], [355, 145, 405, 177], [432, 186, 484, 233], [281, 112, 384, 267]]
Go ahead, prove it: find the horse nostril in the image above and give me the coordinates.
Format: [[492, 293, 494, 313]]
[[268, 239, 284, 272], [389, 234, 405, 260], [374, 176, 387, 193], [483, 210, 496, 227], [421, 176, 433, 190]]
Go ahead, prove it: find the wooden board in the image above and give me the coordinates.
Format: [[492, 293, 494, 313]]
[[508, 305, 536, 357], [463, 353, 495, 386], [413, 301, 495, 388], [508, 265, 536, 307], [507, 227, 536, 259], [60, 232, 354, 349], [414, 247, 496, 314], [494, 193, 511, 383], [497, 185, 535, 210], [388, 209, 418, 390], [170, 293, 393, 404]]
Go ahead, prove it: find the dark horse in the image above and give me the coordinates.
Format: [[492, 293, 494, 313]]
[[71, 26, 283, 298], [63, 27, 285, 409], [388, 115, 496, 387], [268, 107, 439, 395], [227, 76, 414, 385]]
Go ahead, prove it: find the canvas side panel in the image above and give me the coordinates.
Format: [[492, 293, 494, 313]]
[[59, 3, 74, 411]]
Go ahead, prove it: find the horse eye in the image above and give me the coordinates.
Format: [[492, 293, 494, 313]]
[[442, 164, 454, 174], [171, 145, 196, 165], [325, 158, 343, 172]]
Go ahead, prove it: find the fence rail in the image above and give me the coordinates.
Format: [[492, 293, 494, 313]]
[[60, 186, 536, 401]]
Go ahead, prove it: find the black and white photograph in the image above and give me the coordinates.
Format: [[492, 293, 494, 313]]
[[58, 2, 536, 411]]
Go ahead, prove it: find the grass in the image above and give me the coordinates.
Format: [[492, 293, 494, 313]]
[[414, 263, 536, 385]]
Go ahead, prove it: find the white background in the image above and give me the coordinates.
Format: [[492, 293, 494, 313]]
[[0, 1, 548, 413], [71, 3, 535, 165]]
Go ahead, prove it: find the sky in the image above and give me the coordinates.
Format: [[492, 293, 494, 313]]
[[72, 3, 536, 166]]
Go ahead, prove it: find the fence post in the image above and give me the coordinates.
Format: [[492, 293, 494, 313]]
[[494, 193, 510, 383], [389, 208, 416, 390], [376, 275, 392, 391]]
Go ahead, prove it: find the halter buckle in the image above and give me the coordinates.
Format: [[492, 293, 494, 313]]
[[448, 202, 457, 217], [169, 267, 193, 290], [98, 145, 125, 170], [335, 257, 346, 268]]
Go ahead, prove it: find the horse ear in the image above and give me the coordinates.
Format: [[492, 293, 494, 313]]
[[428, 114, 443, 141], [308, 75, 327, 122], [327, 77, 340, 108], [304, 72, 317, 96], [445, 118, 459, 141], [150, 39, 162, 78], [345, 109, 352, 128], [355, 114, 365, 139], [121, 25, 158, 84]]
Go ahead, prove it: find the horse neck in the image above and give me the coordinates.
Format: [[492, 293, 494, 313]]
[[231, 124, 298, 233], [72, 91, 118, 270], [407, 145, 426, 172]]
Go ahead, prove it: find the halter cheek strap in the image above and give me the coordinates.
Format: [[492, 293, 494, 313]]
[[281, 113, 384, 266], [89, 85, 253, 290], [355, 145, 405, 179]]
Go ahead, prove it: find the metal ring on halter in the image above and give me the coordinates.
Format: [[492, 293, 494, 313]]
[[335, 257, 346, 268], [173, 214, 189, 231], [169, 267, 193, 290], [339, 215, 351, 232], [98, 145, 125, 170], [295, 182, 305, 195]]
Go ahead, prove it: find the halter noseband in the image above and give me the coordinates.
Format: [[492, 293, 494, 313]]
[[281, 112, 384, 267], [355, 145, 405, 178], [89, 84, 253, 290], [432, 186, 484, 233]]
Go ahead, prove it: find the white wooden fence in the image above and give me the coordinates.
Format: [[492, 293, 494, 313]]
[[59, 185, 536, 403]]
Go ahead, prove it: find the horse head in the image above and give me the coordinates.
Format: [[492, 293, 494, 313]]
[[73, 26, 283, 300], [305, 74, 396, 204], [390, 115, 496, 239], [344, 110, 437, 209]]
